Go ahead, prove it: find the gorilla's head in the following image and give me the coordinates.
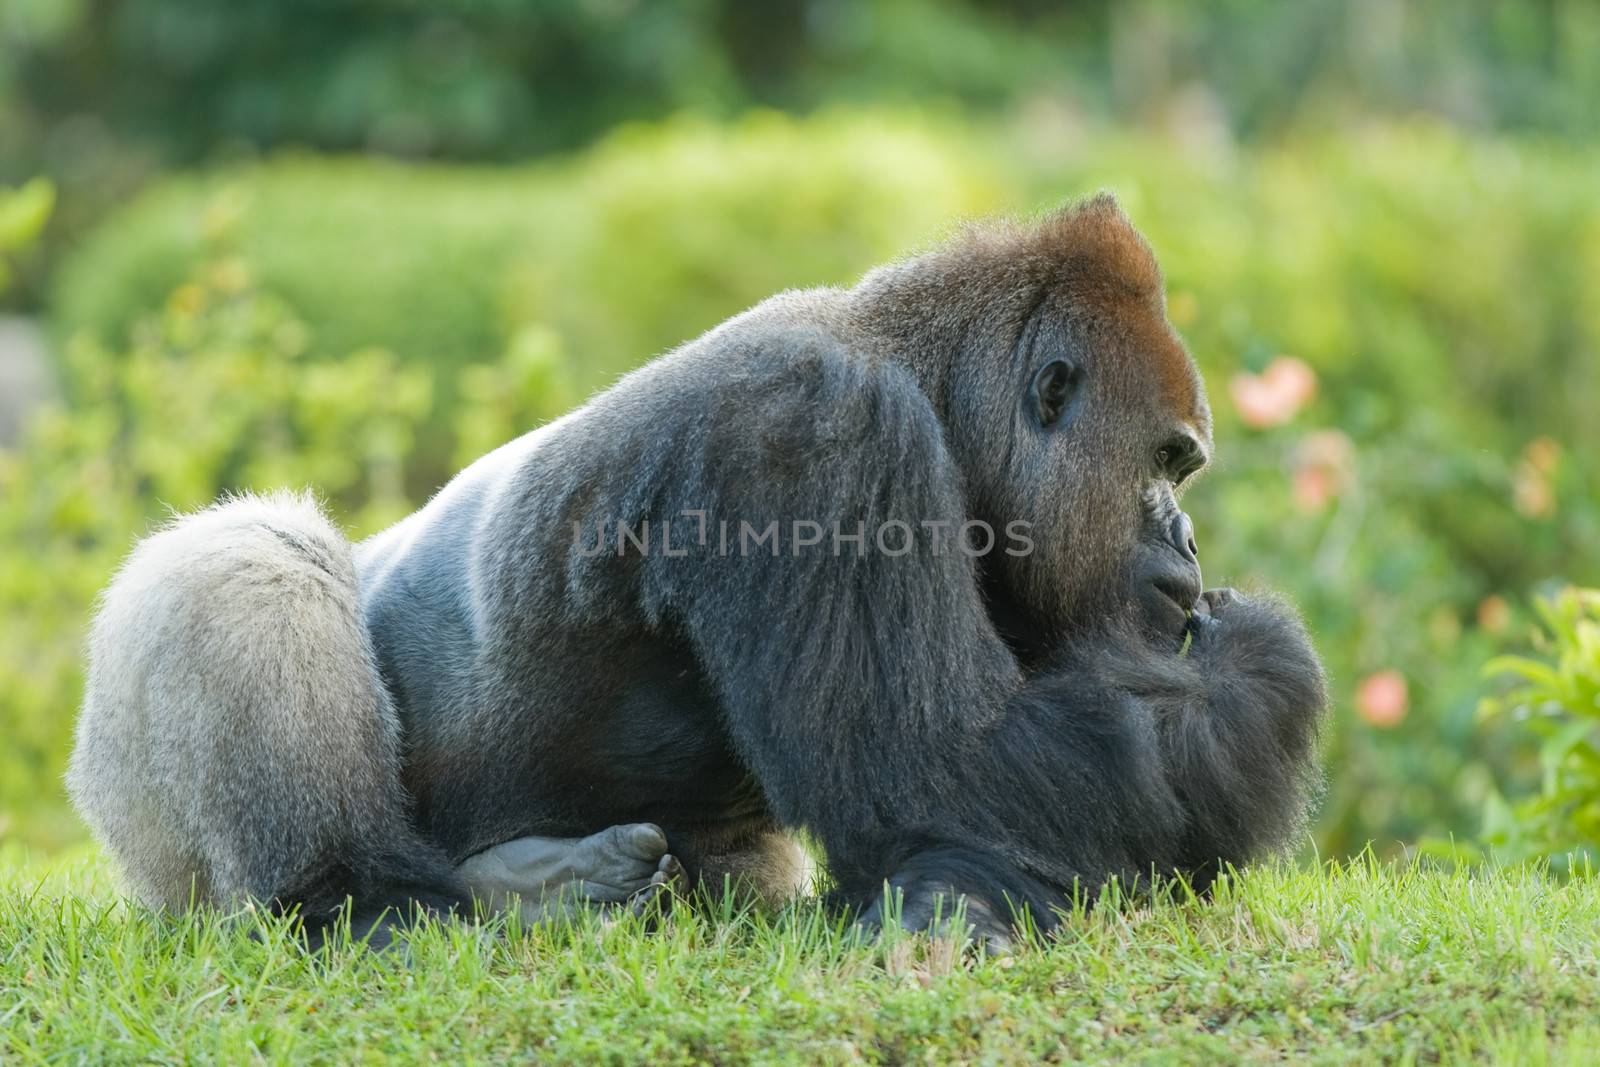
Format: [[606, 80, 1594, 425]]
[[848, 195, 1213, 658]]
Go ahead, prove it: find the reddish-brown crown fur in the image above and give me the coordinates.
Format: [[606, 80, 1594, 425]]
[[1030, 196, 1209, 438]]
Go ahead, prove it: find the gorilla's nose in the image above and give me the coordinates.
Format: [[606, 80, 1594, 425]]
[[1170, 512, 1198, 564]]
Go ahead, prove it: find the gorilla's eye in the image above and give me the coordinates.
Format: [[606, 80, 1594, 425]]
[[1156, 433, 1207, 485], [1030, 359, 1083, 429]]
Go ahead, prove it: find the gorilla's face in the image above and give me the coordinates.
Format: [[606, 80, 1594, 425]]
[[846, 197, 1213, 656], [985, 282, 1212, 651]]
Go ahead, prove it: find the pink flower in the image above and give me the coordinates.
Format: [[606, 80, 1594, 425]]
[[1292, 467, 1335, 513], [1229, 356, 1318, 430], [1356, 670, 1408, 729], [1524, 436, 1561, 474], [1290, 430, 1355, 513], [1512, 437, 1561, 520], [1476, 596, 1510, 634]]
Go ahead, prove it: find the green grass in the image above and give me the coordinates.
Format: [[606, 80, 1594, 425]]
[[3, 849, 1598, 1065]]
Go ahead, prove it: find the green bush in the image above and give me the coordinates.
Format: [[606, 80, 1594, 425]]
[[9, 0, 1600, 170], [10, 111, 1600, 856], [51, 112, 1005, 376], [1476, 589, 1600, 867], [53, 160, 554, 384], [53, 111, 1006, 489]]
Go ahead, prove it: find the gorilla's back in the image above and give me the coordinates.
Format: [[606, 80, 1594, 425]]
[[353, 422, 569, 733]]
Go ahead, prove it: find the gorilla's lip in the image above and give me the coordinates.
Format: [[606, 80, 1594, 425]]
[[1134, 543, 1204, 628], [1153, 567, 1203, 613]]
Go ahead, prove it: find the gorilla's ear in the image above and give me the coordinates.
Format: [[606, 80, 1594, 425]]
[[1030, 359, 1083, 429]]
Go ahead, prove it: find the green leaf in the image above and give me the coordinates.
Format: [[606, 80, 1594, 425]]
[[0, 177, 56, 250], [1480, 791, 1516, 845], [1481, 655, 1561, 691], [1536, 716, 1587, 783]]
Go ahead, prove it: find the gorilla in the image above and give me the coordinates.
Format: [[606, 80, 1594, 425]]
[[68, 196, 1327, 947]]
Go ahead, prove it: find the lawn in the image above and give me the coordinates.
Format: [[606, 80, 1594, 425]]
[[2, 849, 1597, 1065]]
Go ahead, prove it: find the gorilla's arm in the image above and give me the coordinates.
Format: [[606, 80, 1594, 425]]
[[609, 332, 1325, 935], [846, 594, 1325, 936], [1079, 591, 1328, 887]]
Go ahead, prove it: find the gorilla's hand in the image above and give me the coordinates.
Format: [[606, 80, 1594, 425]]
[[856, 874, 1015, 954], [1019, 586, 1326, 893], [846, 839, 1064, 954], [1186, 586, 1237, 633]]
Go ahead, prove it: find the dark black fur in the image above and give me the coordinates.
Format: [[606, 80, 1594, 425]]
[[324, 197, 1327, 939]]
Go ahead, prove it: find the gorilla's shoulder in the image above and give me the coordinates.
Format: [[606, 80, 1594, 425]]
[[665, 293, 941, 468], [672, 288, 861, 382], [579, 287, 939, 466]]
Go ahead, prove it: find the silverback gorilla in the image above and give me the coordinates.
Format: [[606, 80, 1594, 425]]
[[68, 196, 1327, 948]]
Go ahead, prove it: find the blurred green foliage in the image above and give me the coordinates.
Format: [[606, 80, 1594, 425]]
[[7, 0, 1598, 171], [0, 176, 54, 294], [7, 0, 1600, 317], [3, 110, 1597, 855], [53, 112, 1002, 489], [1474, 589, 1600, 869]]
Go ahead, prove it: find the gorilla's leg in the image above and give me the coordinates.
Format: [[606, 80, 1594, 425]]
[[68, 492, 467, 944], [457, 823, 684, 921]]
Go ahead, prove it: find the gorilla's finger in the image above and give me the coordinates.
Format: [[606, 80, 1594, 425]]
[[953, 896, 1015, 955], [853, 887, 1013, 957]]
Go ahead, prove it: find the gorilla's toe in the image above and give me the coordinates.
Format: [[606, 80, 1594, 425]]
[[626, 853, 683, 921], [611, 822, 671, 861]]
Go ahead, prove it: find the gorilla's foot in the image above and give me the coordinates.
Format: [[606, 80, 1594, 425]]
[[458, 822, 678, 922], [566, 823, 678, 903]]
